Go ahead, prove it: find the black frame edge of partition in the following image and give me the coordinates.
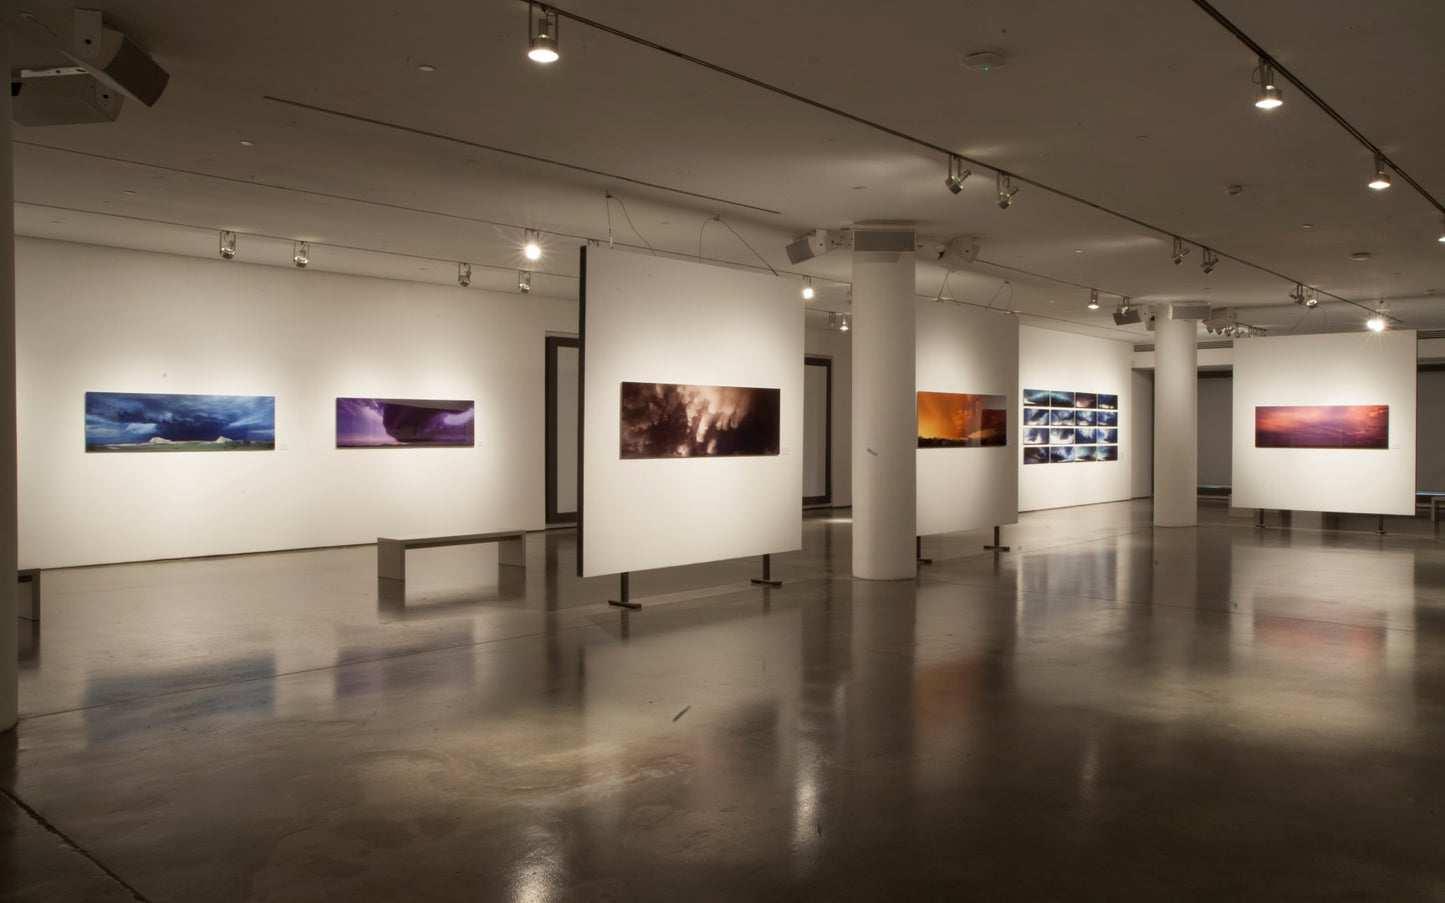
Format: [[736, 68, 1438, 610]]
[[544, 335, 580, 526], [803, 355, 833, 506]]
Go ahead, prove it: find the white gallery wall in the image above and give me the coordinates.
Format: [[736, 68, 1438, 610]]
[[580, 247, 803, 577], [915, 301, 1018, 534], [1019, 325, 1135, 511], [1232, 331, 1416, 515], [17, 238, 577, 568]]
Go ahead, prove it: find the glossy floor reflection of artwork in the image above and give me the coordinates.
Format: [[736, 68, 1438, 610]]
[[6, 501, 1445, 901]]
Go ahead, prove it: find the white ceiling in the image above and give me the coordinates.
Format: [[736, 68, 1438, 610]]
[[8, 0, 1445, 341]]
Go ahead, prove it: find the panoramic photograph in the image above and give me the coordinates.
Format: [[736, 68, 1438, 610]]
[[620, 382, 780, 458], [1255, 404, 1389, 449], [336, 397, 475, 447], [85, 391, 275, 452]]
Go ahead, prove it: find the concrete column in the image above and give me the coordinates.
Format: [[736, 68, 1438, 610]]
[[1153, 306, 1197, 527], [850, 230, 916, 579], [1, 28, 18, 732]]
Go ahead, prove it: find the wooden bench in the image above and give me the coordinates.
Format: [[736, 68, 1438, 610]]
[[377, 531, 527, 582], [17, 568, 41, 622]]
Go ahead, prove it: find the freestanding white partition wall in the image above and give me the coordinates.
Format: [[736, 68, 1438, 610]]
[[1018, 326, 1134, 511], [915, 301, 1018, 536], [1232, 331, 1415, 515], [579, 246, 803, 578]]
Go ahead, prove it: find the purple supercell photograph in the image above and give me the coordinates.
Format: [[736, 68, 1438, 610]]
[[336, 398, 475, 447]]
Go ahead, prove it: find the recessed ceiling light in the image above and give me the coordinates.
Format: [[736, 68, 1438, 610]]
[[852, 185, 867, 191], [240, 139, 255, 147], [1074, 249, 1083, 254], [1300, 223, 1313, 230], [1350, 251, 1372, 261], [417, 64, 435, 72], [122, 189, 135, 196]]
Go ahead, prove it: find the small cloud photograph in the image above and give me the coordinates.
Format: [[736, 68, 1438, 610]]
[[1023, 388, 1051, 406], [620, 382, 780, 458], [1024, 407, 1051, 426], [1048, 390, 1074, 407], [1024, 446, 1049, 465], [1050, 408, 1075, 426], [1074, 392, 1096, 409], [1098, 394, 1118, 410], [1024, 427, 1050, 445], [1050, 445, 1076, 463], [1049, 428, 1075, 445]]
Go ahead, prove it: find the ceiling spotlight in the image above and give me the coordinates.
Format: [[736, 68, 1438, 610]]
[[518, 270, 532, 293], [944, 155, 971, 194], [1437, 216, 1445, 243], [1303, 289, 1319, 308], [527, 4, 560, 63], [1289, 283, 1305, 305], [1171, 237, 1189, 266], [1113, 297, 1142, 326], [1201, 248, 1219, 275], [458, 262, 472, 287], [1254, 58, 1283, 109], [523, 230, 542, 261], [840, 313, 850, 332], [801, 278, 815, 300], [219, 230, 236, 260], [1368, 154, 1391, 190], [293, 241, 309, 268], [996, 173, 1019, 209], [1087, 289, 1100, 310], [1367, 313, 1386, 332], [827, 312, 837, 329]]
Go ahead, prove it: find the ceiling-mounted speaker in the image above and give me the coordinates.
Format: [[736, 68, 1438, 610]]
[[786, 229, 830, 264], [1171, 302, 1211, 320], [57, 10, 169, 107], [12, 72, 124, 125], [939, 236, 980, 266], [853, 228, 915, 253]]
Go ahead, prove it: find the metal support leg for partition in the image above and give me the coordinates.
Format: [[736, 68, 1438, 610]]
[[608, 572, 640, 610], [983, 525, 1011, 552], [1256, 509, 1266, 529], [1377, 514, 1387, 536], [916, 536, 932, 566], [750, 553, 782, 587]]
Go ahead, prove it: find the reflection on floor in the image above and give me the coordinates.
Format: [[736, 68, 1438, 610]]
[[5, 499, 1445, 901]]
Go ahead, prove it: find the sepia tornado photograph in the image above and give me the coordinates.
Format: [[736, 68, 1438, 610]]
[[620, 382, 781, 458]]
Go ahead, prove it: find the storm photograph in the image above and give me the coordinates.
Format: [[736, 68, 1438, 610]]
[[620, 382, 780, 458]]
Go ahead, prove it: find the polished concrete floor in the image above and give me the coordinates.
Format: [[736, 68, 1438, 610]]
[[4, 500, 1445, 901]]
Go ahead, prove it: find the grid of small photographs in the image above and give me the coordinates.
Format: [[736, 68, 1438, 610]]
[[1022, 388, 1119, 465]]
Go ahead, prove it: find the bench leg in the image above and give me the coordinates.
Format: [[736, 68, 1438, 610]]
[[378, 540, 406, 581], [498, 536, 526, 569]]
